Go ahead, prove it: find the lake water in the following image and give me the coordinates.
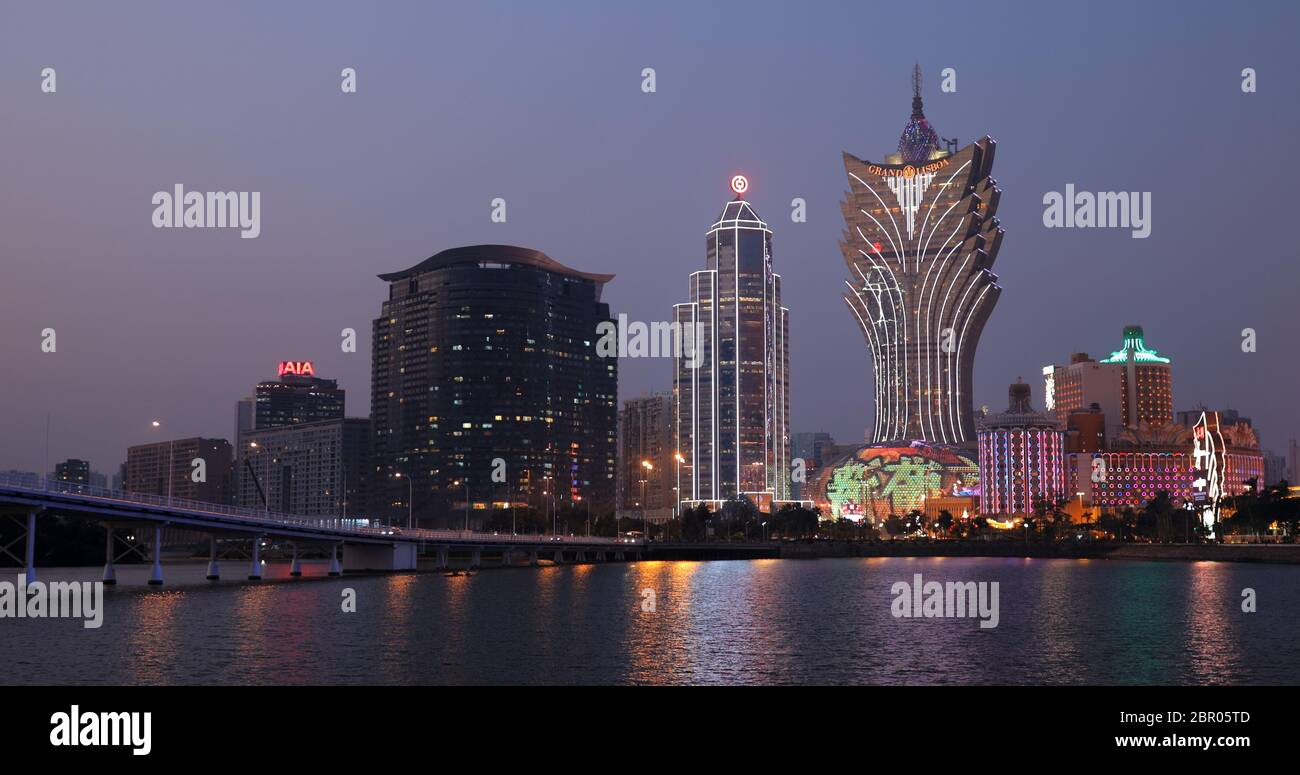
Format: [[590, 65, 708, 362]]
[[2, 557, 1297, 685]]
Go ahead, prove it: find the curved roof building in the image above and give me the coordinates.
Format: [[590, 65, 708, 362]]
[[841, 67, 1003, 448], [371, 244, 617, 526]]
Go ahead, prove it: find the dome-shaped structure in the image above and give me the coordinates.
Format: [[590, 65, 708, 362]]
[[897, 64, 943, 164]]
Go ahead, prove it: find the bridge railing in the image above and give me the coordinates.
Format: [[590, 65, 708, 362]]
[[0, 472, 641, 545]]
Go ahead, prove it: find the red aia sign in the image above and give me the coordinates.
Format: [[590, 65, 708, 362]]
[[278, 360, 315, 377]]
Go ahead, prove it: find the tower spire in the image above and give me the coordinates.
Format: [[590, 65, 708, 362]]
[[911, 63, 924, 119]]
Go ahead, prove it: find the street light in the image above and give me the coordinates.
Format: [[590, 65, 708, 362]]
[[674, 452, 685, 524], [453, 478, 469, 532], [641, 460, 654, 539], [247, 441, 272, 516], [151, 420, 174, 502], [394, 472, 413, 529]]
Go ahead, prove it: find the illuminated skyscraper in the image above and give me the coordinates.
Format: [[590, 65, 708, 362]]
[[674, 176, 791, 510], [841, 66, 1003, 447], [1098, 325, 1173, 428], [1044, 325, 1174, 439]]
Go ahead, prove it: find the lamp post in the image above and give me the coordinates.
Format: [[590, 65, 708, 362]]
[[151, 420, 175, 502], [453, 478, 469, 532], [641, 460, 653, 539], [395, 472, 413, 529], [248, 440, 270, 516]]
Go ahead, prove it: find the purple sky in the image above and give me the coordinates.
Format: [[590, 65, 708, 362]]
[[2, 0, 1297, 475]]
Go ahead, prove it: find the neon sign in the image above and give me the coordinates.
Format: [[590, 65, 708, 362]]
[[278, 360, 315, 377], [730, 175, 749, 196], [866, 158, 951, 178]]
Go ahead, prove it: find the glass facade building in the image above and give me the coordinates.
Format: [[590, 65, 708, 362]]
[[674, 184, 791, 510]]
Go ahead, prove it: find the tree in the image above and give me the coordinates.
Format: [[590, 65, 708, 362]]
[[1139, 491, 1177, 543], [936, 509, 955, 536], [884, 515, 904, 538], [771, 503, 819, 539], [681, 504, 712, 542]]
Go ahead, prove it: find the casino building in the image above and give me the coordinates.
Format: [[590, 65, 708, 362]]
[[976, 381, 1066, 517], [673, 176, 792, 511], [841, 66, 1003, 448]]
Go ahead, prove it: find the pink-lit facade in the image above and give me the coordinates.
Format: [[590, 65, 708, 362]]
[[976, 382, 1065, 517]]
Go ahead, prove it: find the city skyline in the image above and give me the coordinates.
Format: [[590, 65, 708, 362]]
[[2, 1, 1297, 479]]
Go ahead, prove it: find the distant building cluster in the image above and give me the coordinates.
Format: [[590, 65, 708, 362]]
[[19, 67, 1292, 537]]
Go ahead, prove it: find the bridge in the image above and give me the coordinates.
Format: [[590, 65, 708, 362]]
[[0, 472, 643, 585]]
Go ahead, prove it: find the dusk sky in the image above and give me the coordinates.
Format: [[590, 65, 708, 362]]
[[2, 0, 1297, 476]]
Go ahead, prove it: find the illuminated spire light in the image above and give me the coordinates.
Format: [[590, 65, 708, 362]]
[[730, 175, 749, 197]]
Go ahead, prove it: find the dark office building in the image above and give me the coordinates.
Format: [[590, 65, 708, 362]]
[[371, 245, 618, 527], [124, 438, 234, 505], [54, 458, 91, 485], [254, 363, 346, 431], [238, 417, 371, 519]]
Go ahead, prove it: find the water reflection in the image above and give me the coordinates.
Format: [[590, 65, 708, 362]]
[[5, 558, 1299, 685]]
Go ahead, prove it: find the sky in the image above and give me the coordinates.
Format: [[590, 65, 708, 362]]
[[1, 0, 1297, 475]]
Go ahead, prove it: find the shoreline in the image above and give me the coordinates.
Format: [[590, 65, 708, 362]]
[[646, 541, 1300, 565]]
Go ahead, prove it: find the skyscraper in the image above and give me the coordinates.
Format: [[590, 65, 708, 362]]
[[1099, 325, 1173, 428], [254, 362, 345, 430], [841, 66, 1003, 448], [371, 245, 618, 527], [1045, 326, 1174, 437], [674, 176, 791, 510]]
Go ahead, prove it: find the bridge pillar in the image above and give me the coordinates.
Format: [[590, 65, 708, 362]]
[[102, 526, 117, 585], [24, 511, 37, 585], [470, 548, 482, 569], [289, 544, 302, 577], [206, 536, 220, 580], [614, 550, 625, 561], [553, 548, 564, 564], [436, 547, 449, 569], [528, 549, 539, 566], [500, 547, 512, 566], [148, 526, 164, 586], [576, 549, 587, 563], [248, 537, 262, 580], [328, 542, 342, 576]]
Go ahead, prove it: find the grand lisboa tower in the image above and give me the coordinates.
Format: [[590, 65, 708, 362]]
[[840, 65, 1003, 449]]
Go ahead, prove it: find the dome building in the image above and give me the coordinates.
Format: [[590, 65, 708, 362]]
[[977, 380, 1066, 518]]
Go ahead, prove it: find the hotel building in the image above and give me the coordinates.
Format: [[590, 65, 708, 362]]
[[840, 66, 1003, 447], [371, 245, 618, 527], [673, 177, 791, 511]]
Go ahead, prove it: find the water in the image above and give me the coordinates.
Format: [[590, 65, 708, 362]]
[[2, 557, 1297, 685]]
